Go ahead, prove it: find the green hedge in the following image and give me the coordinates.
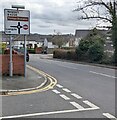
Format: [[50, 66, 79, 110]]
[[0, 48, 5, 54], [27, 48, 35, 54], [53, 49, 77, 60], [88, 43, 104, 62]]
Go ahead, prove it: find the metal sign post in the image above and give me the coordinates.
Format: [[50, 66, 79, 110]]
[[4, 5, 30, 77], [9, 36, 13, 77], [24, 35, 27, 77]]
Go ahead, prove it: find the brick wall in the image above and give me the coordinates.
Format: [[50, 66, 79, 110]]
[[0, 54, 24, 75], [35, 47, 42, 54]]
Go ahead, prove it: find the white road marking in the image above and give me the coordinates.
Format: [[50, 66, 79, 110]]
[[71, 93, 82, 99], [52, 89, 60, 94], [56, 84, 63, 88], [70, 102, 84, 109], [58, 64, 77, 70], [62, 88, 71, 93], [59, 94, 70, 100], [103, 113, 117, 119], [83, 100, 99, 109], [38, 76, 42, 79], [90, 71, 116, 79], [1, 107, 100, 119]]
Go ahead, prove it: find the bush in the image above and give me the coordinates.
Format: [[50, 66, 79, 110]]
[[61, 47, 75, 50], [53, 49, 67, 59], [88, 43, 104, 62], [53, 49, 77, 60], [0, 48, 5, 54], [111, 52, 116, 65], [27, 48, 35, 54], [101, 54, 112, 65], [66, 50, 77, 60], [76, 39, 95, 60], [75, 47, 89, 61], [75, 29, 105, 63]]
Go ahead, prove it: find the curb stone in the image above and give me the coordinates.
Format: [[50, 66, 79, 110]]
[[47, 58, 117, 70], [0, 70, 48, 95]]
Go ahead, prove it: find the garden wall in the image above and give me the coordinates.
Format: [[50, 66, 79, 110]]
[[0, 54, 24, 75]]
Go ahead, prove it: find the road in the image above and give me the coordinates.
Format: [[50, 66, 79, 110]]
[[2, 54, 116, 119]]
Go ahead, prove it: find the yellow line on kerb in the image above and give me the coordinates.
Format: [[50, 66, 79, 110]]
[[6, 65, 57, 96]]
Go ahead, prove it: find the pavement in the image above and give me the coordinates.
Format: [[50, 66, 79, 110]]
[[0, 67, 47, 92], [41, 54, 117, 69]]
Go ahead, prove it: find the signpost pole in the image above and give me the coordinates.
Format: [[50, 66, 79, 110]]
[[9, 35, 13, 77], [24, 35, 27, 77], [4, 5, 30, 77]]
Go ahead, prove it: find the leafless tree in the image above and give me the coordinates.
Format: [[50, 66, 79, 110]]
[[74, 0, 117, 64], [75, 0, 116, 27]]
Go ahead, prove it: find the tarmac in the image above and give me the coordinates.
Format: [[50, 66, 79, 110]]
[[0, 67, 47, 92], [0, 54, 116, 95]]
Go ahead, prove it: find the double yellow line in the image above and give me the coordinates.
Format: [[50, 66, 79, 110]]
[[3, 65, 57, 96]]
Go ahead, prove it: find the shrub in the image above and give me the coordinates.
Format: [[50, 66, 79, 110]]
[[67, 50, 77, 60], [75, 47, 89, 61], [75, 29, 105, 63], [53, 49, 77, 60], [101, 54, 112, 65], [75, 40, 92, 61], [111, 52, 116, 65], [53, 49, 67, 59], [61, 47, 75, 50], [27, 48, 35, 54], [88, 43, 104, 62]]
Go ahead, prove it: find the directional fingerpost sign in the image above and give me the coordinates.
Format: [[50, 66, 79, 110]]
[[4, 9, 30, 35]]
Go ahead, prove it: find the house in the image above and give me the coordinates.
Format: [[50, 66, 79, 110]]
[[75, 29, 109, 45], [1, 32, 58, 54], [74, 29, 114, 54]]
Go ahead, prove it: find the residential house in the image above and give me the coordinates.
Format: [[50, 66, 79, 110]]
[[74, 29, 114, 54]]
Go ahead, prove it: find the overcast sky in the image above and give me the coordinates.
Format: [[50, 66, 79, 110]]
[[0, 0, 110, 35]]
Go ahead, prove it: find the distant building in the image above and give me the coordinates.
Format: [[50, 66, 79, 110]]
[[1, 31, 74, 49]]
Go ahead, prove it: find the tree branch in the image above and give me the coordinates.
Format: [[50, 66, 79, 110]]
[[74, 1, 113, 16], [80, 16, 112, 23]]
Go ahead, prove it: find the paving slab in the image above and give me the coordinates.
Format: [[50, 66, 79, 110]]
[[0, 68, 46, 91]]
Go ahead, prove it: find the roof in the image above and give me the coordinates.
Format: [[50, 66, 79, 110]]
[[1, 31, 75, 43], [75, 29, 109, 38]]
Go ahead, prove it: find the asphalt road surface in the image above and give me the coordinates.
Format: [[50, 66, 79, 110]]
[[2, 54, 116, 119]]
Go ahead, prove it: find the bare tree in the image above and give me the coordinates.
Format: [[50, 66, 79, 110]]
[[52, 32, 65, 48], [74, 0, 117, 65]]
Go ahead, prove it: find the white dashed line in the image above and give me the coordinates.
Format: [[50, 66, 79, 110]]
[[70, 102, 84, 109], [90, 71, 116, 79], [83, 100, 99, 109], [52, 90, 60, 94], [71, 93, 82, 99], [62, 88, 71, 93], [59, 94, 70, 100], [56, 64, 78, 70], [56, 84, 63, 88], [103, 113, 116, 119]]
